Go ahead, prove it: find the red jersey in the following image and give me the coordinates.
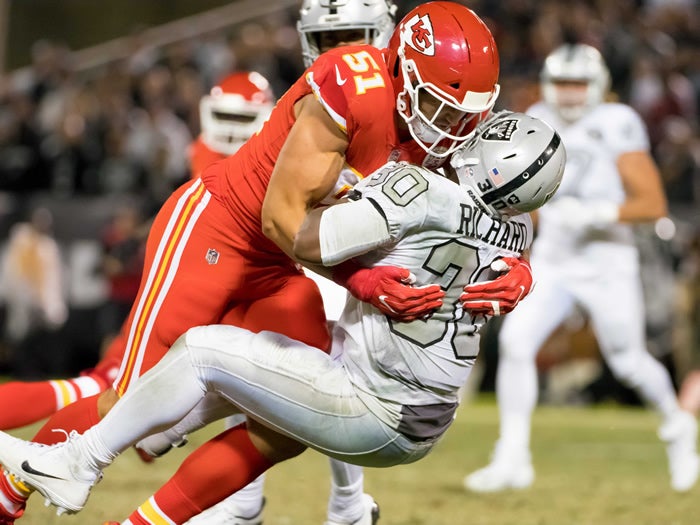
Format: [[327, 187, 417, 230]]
[[188, 136, 226, 180], [200, 44, 427, 256]]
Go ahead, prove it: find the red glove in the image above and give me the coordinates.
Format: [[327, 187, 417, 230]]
[[334, 264, 444, 322], [460, 256, 534, 316]]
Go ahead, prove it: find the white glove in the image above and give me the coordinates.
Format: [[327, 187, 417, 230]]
[[545, 196, 619, 230]]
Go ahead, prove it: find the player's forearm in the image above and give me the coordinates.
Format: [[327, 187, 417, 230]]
[[261, 182, 316, 259], [617, 151, 668, 222], [617, 185, 667, 223], [261, 213, 302, 260]]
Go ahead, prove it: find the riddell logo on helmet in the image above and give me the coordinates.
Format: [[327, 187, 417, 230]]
[[402, 14, 435, 56]]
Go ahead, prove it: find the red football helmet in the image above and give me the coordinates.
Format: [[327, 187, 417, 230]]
[[386, 2, 500, 158], [199, 71, 275, 155]]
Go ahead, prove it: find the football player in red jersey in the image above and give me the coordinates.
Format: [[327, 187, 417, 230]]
[[0, 72, 277, 524], [189, 71, 275, 179], [0, 2, 504, 524], [0, 72, 272, 434], [0, 110, 564, 525]]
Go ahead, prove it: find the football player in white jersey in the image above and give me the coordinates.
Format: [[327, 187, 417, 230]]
[[464, 43, 700, 494], [0, 112, 566, 522]]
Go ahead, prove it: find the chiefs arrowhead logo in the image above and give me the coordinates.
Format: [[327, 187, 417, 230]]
[[402, 14, 435, 56]]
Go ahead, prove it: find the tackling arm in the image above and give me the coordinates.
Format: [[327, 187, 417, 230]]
[[261, 94, 348, 260], [294, 199, 444, 322]]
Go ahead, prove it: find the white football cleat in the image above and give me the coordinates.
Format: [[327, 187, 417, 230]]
[[658, 411, 699, 492], [0, 430, 100, 514], [464, 442, 534, 493], [324, 493, 379, 525], [184, 497, 264, 525]]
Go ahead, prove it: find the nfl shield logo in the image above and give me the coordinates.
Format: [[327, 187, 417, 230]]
[[205, 248, 219, 265]]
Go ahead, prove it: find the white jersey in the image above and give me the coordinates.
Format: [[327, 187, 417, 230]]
[[327, 162, 533, 439], [527, 102, 648, 272]]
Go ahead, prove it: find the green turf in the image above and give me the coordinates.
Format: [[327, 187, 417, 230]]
[[9, 397, 699, 525]]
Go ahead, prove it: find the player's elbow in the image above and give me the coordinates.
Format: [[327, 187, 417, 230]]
[[260, 212, 278, 242], [260, 206, 279, 241], [260, 204, 287, 249], [292, 233, 321, 264]]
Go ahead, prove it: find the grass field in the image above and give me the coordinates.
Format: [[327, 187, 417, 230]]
[[8, 396, 699, 525]]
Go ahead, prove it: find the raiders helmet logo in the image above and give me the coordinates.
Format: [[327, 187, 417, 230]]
[[402, 14, 435, 56], [482, 118, 518, 141]]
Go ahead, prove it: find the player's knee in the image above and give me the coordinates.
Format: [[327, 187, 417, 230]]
[[607, 351, 643, 388], [247, 418, 306, 463], [498, 327, 537, 363]]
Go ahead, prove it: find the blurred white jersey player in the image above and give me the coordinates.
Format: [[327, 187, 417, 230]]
[[0, 112, 566, 521], [464, 43, 699, 494]]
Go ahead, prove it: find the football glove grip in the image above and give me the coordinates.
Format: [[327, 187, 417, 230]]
[[333, 263, 444, 322], [460, 256, 534, 316]]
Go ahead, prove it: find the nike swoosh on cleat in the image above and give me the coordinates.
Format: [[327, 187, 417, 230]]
[[21, 460, 67, 480], [334, 65, 347, 86]]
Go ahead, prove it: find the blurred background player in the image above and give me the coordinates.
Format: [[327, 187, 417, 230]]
[[464, 43, 699, 495], [0, 2, 501, 525], [0, 207, 67, 380], [0, 72, 273, 524], [0, 110, 566, 525], [0, 72, 272, 433], [189, 71, 274, 179]]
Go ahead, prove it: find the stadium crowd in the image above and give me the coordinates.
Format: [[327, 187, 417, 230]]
[[0, 0, 698, 393]]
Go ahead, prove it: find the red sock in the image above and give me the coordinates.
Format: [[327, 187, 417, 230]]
[[128, 424, 275, 524], [0, 382, 58, 430], [32, 394, 101, 445]]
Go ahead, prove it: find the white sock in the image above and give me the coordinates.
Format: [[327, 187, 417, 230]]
[[136, 392, 236, 455], [628, 352, 681, 422], [326, 459, 364, 523], [223, 475, 266, 518], [497, 354, 537, 451]]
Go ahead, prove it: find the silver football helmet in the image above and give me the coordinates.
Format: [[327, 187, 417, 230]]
[[451, 111, 566, 218], [297, 0, 397, 67], [540, 43, 610, 122]]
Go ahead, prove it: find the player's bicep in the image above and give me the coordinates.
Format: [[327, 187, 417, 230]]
[[261, 95, 349, 256]]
